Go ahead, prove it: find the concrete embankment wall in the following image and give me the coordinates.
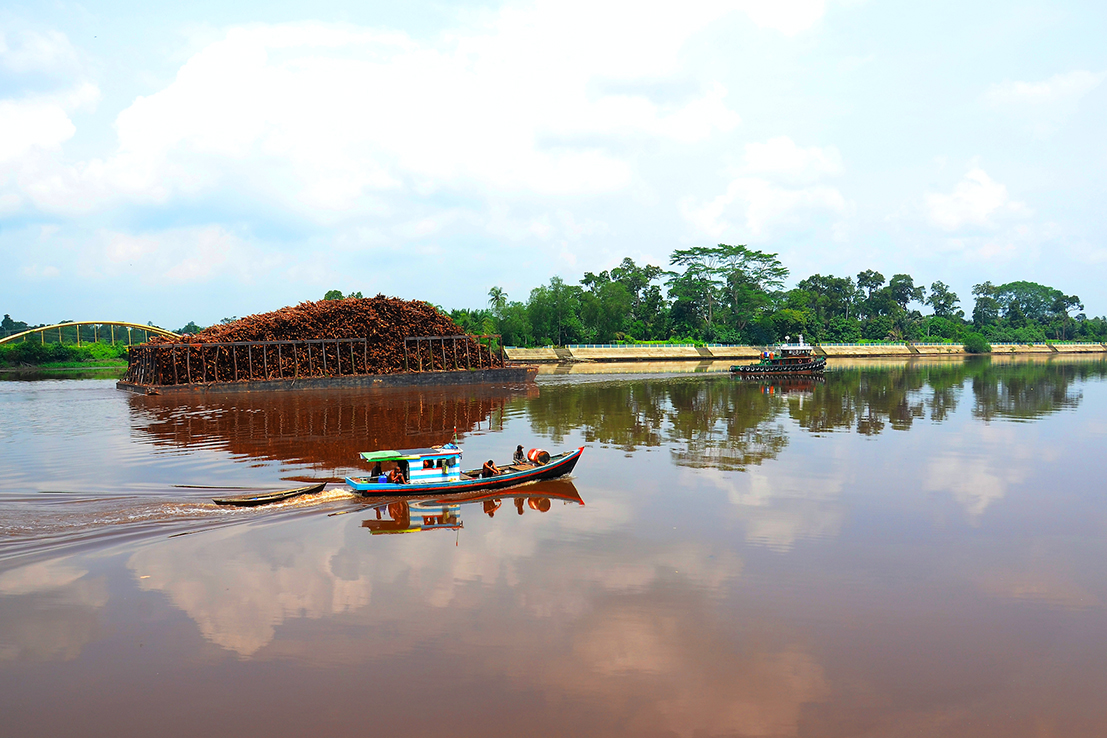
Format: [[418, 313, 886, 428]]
[[913, 344, 966, 355], [118, 366, 538, 395], [816, 345, 915, 357], [506, 342, 1107, 363], [506, 345, 761, 362]]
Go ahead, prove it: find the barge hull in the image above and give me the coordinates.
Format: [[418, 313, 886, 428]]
[[117, 366, 537, 395]]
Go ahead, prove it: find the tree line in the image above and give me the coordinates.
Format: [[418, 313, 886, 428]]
[[443, 244, 1105, 347]]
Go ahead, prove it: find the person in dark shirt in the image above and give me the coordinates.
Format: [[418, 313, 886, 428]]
[[513, 445, 526, 465]]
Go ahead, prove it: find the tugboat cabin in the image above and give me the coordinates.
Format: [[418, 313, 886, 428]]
[[357, 445, 463, 486], [760, 343, 817, 366]]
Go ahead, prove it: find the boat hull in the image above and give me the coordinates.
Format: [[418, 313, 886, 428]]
[[731, 359, 826, 376], [347, 447, 583, 496], [213, 483, 326, 507]]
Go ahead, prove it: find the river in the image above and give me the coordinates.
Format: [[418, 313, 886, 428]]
[[2, 356, 1106, 737]]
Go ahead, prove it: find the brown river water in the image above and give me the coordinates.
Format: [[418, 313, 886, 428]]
[[1, 356, 1106, 737]]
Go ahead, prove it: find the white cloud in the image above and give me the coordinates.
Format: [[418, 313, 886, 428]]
[[0, 29, 82, 75], [924, 167, 1029, 231], [98, 225, 278, 283], [0, 84, 98, 164], [985, 69, 1106, 107], [3, 10, 744, 220], [984, 70, 1106, 137], [742, 136, 842, 184], [684, 136, 848, 238], [735, 0, 828, 35]]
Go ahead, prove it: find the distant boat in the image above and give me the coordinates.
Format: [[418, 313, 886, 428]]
[[345, 443, 583, 495], [732, 338, 826, 376], [213, 482, 326, 507]]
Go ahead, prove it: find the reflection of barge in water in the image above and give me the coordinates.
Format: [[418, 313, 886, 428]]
[[732, 338, 826, 377], [361, 479, 584, 535]]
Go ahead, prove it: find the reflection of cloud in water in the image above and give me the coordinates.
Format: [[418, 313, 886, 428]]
[[702, 468, 845, 551], [975, 543, 1097, 611], [924, 425, 1026, 522], [0, 558, 107, 662], [120, 506, 829, 735], [127, 528, 381, 656], [0, 559, 88, 595], [552, 603, 828, 737]]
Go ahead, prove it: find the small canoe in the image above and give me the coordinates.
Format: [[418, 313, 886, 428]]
[[213, 483, 326, 507]]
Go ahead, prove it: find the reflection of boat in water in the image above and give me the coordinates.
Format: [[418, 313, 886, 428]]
[[749, 376, 825, 397], [732, 338, 826, 376], [361, 479, 584, 534], [345, 444, 583, 495]]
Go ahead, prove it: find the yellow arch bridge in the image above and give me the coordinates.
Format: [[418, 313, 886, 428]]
[[0, 321, 180, 346]]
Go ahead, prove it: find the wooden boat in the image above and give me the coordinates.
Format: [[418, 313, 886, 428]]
[[212, 482, 326, 507], [732, 339, 826, 376], [345, 443, 583, 495]]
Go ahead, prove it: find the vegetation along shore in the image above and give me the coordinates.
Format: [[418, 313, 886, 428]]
[[6, 244, 1106, 366]]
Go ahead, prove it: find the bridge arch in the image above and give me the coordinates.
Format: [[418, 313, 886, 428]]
[[0, 321, 180, 346]]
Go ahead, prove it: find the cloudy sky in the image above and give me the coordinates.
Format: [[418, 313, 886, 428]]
[[2, 0, 1105, 327]]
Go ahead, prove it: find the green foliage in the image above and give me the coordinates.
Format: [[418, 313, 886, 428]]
[[175, 320, 206, 335], [433, 247, 1107, 348], [926, 281, 961, 318], [963, 333, 991, 354], [862, 316, 894, 340], [324, 290, 364, 301], [0, 341, 128, 367]]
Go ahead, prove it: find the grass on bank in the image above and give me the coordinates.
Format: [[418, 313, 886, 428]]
[[0, 341, 129, 368]]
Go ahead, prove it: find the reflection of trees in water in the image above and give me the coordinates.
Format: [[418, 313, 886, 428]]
[[128, 386, 533, 473], [526, 359, 1104, 471], [664, 380, 786, 471], [970, 360, 1093, 422], [525, 378, 787, 470], [525, 381, 669, 450]]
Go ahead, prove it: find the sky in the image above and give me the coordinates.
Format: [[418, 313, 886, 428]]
[[2, 0, 1105, 328]]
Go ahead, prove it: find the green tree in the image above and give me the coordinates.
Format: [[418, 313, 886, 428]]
[[488, 286, 507, 316], [175, 321, 206, 335], [926, 281, 961, 319], [527, 277, 583, 346], [856, 270, 885, 300], [669, 246, 725, 338], [971, 282, 1001, 328], [888, 274, 925, 311]]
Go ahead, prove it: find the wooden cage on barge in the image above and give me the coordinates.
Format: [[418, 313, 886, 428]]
[[122, 334, 506, 387]]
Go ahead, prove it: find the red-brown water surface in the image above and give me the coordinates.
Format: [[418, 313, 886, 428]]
[[2, 356, 1107, 737]]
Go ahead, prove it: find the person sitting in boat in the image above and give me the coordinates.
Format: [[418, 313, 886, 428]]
[[513, 445, 526, 465], [481, 460, 501, 478], [387, 465, 407, 484]]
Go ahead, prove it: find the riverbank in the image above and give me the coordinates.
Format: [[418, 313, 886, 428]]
[[506, 342, 1107, 362]]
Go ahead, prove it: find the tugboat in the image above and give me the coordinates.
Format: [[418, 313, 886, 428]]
[[732, 335, 826, 376]]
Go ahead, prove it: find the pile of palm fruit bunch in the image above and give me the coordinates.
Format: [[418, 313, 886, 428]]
[[131, 296, 502, 385]]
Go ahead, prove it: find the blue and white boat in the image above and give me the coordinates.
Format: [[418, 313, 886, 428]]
[[345, 443, 583, 495]]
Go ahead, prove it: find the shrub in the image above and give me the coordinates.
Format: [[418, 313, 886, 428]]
[[963, 333, 991, 354]]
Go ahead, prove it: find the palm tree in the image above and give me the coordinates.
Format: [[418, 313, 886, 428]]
[[488, 286, 507, 316]]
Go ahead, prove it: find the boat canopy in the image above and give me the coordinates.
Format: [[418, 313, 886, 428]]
[[359, 445, 460, 463]]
